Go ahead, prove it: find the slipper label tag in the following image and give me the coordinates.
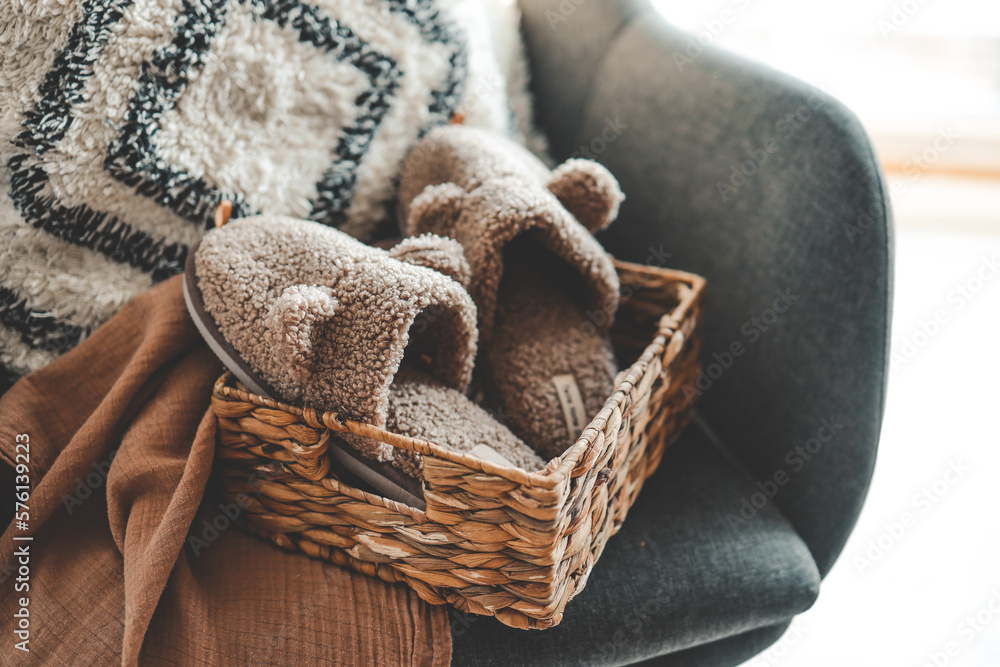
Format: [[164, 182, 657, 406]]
[[471, 444, 515, 468], [552, 374, 587, 441]]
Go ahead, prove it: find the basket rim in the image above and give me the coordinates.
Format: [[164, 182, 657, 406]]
[[212, 258, 705, 492]]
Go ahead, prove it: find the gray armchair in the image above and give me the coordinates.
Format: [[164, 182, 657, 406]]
[[453, 1, 893, 664]]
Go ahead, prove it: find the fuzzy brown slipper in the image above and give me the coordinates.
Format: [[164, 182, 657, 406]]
[[399, 126, 625, 460], [184, 215, 545, 502]]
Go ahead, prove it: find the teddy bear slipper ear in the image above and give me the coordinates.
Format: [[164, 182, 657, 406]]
[[547, 159, 625, 234], [263, 284, 339, 386], [402, 182, 466, 238], [389, 234, 471, 288]]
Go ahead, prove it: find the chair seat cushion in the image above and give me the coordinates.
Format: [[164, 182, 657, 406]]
[[452, 420, 821, 665]]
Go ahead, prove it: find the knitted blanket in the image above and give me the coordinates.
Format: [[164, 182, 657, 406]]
[[0, 0, 542, 386]]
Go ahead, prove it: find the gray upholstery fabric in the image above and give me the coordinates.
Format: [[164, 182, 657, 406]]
[[578, 11, 892, 580], [451, 0, 892, 663], [451, 423, 820, 665], [636, 622, 793, 667]]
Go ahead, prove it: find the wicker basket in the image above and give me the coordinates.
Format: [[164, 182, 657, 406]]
[[210, 259, 705, 629]]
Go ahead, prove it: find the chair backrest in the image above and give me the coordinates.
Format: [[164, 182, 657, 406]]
[[520, 0, 893, 577]]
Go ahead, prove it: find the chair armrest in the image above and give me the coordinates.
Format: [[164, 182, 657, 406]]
[[521, 0, 893, 576]]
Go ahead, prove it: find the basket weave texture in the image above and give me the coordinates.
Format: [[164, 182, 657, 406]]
[[211, 259, 705, 629]]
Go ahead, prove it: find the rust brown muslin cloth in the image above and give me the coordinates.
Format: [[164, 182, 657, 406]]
[[0, 276, 452, 666]]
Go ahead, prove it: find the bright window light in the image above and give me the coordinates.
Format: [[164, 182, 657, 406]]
[[652, 0, 1000, 176]]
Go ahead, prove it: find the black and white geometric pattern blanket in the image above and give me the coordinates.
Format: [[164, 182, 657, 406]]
[[0, 0, 539, 386]]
